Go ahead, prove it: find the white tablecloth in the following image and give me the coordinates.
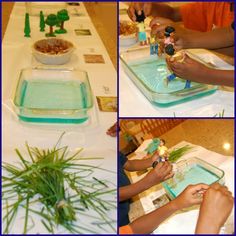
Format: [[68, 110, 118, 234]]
[[2, 2, 117, 234], [129, 141, 234, 234]]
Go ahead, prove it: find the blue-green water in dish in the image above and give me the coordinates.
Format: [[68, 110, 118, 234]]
[[163, 164, 219, 198], [128, 58, 199, 93], [20, 79, 86, 109]]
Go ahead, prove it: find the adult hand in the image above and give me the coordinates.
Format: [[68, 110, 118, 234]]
[[127, 2, 152, 21], [144, 161, 174, 187], [172, 184, 209, 210], [196, 183, 234, 234]]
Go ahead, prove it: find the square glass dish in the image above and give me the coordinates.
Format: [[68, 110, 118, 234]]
[[162, 157, 225, 199], [120, 47, 217, 107], [13, 68, 93, 124]]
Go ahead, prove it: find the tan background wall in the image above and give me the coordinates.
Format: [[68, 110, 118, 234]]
[[2, 2, 14, 39], [120, 119, 234, 156]]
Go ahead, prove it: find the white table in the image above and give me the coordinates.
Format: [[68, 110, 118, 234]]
[[128, 141, 234, 234], [2, 2, 117, 234], [119, 4, 234, 117]]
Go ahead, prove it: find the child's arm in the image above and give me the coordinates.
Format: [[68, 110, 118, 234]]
[[124, 152, 160, 172], [168, 54, 234, 87], [183, 25, 234, 49], [151, 24, 234, 52], [129, 184, 209, 234], [120, 162, 173, 201]]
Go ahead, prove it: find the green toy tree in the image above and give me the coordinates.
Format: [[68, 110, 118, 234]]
[[45, 14, 58, 37], [24, 13, 31, 37], [39, 11, 45, 32], [55, 9, 70, 34]]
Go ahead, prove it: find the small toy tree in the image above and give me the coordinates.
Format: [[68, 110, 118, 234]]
[[55, 9, 69, 34], [24, 13, 31, 37], [45, 14, 58, 37], [39, 11, 45, 32]]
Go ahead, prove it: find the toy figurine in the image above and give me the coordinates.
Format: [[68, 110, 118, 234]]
[[137, 21, 147, 46], [39, 11, 45, 32], [135, 10, 147, 46], [165, 44, 191, 88], [45, 14, 58, 37], [164, 26, 175, 47], [55, 9, 70, 34], [150, 34, 159, 55], [158, 139, 169, 162], [24, 13, 31, 37], [145, 138, 160, 155]]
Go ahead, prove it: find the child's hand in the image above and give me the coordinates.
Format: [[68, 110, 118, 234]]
[[150, 17, 173, 32], [106, 122, 117, 137], [172, 184, 209, 210], [144, 161, 174, 187], [167, 54, 209, 82], [150, 20, 187, 50], [195, 183, 234, 234], [127, 2, 152, 21]]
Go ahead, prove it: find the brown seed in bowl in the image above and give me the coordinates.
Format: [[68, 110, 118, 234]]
[[34, 39, 73, 55]]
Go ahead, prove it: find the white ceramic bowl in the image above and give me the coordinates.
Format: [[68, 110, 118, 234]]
[[32, 38, 75, 65]]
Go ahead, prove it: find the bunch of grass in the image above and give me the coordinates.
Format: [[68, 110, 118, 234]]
[[168, 145, 193, 163], [2, 134, 116, 234]]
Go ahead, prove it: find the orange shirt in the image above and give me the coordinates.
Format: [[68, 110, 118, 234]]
[[180, 2, 234, 32], [119, 225, 133, 234]]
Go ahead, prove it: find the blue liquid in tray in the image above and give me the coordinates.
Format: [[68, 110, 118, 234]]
[[163, 164, 219, 198], [20, 79, 87, 110], [128, 58, 199, 93]]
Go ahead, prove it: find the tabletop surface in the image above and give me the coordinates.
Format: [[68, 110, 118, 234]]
[[2, 2, 117, 234]]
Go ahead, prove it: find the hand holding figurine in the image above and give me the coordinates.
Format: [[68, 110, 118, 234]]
[[150, 20, 186, 51], [144, 161, 174, 188], [172, 184, 209, 210], [167, 53, 210, 84], [127, 2, 152, 21]]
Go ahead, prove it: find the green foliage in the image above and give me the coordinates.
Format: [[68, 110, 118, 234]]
[[213, 109, 225, 117], [168, 145, 193, 163], [57, 9, 70, 22], [40, 11, 45, 32], [2, 133, 116, 234], [45, 14, 58, 27], [24, 13, 31, 37]]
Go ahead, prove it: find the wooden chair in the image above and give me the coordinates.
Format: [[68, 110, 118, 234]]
[[140, 119, 186, 139]]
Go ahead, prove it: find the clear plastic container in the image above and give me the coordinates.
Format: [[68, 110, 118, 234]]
[[25, 2, 67, 16], [162, 157, 225, 199], [120, 47, 217, 107], [13, 68, 93, 124]]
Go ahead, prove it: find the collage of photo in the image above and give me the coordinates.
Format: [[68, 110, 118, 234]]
[[1, 1, 235, 235]]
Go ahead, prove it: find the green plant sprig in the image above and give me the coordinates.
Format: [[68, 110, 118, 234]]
[[2, 134, 116, 234], [168, 145, 193, 163]]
